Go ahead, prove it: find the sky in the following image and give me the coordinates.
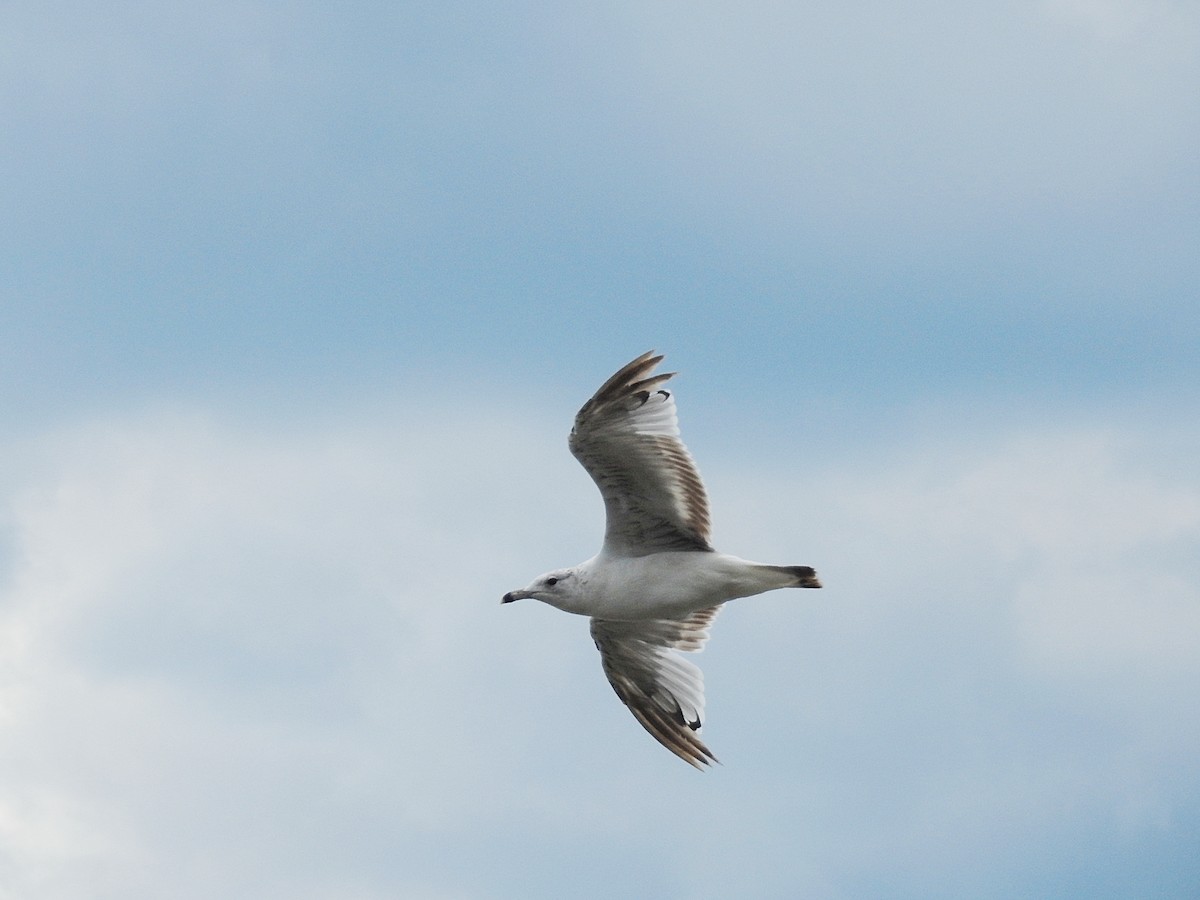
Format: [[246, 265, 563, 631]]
[[2, 1, 1198, 897]]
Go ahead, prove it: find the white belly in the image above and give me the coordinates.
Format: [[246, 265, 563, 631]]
[[581, 551, 786, 620]]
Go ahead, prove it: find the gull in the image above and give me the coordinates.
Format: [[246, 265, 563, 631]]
[[502, 351, 822, 768]]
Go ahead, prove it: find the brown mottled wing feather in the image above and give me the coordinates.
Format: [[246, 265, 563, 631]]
[[569, 351, 712, 557], [590, 607, 721, 769]]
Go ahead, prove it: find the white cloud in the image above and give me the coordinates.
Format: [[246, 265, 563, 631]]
[[704, 420, 1200, 884], [0, 406, 578, 898], [1, 403, 1197, 897], [717, 424, 1200, 694], [1043, 0, 1180, 44], [601, 0, 1200, 250]]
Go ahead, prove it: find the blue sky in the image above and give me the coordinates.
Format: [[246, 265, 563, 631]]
[[2, 2, 1199, 898]]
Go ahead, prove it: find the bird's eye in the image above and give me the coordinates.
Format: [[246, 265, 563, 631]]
[[546, 577, 558, 586]]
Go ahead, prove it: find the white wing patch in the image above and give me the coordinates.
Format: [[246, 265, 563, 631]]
[[625, 387, 680, 438]]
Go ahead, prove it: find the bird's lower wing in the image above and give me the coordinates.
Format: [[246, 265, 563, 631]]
[[589, 608, 721, 769]]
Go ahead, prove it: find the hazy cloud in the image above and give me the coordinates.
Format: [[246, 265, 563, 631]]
[[1, 400, 1196, 898]]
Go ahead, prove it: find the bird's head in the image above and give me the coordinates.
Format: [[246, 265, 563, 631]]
[[501, 569, 580, 611]]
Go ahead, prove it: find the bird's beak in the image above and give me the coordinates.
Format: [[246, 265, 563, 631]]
[[501, 589, 531, 604]]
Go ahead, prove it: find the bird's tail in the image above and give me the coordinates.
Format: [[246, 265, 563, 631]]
[[763, 565, 822, 589]]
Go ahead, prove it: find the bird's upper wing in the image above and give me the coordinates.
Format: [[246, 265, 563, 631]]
[[569, 351, 712, 557], [590, 607, 721, 769]]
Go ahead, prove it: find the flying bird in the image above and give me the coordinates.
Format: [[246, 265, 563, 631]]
[[502, 351, 822, 768]]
